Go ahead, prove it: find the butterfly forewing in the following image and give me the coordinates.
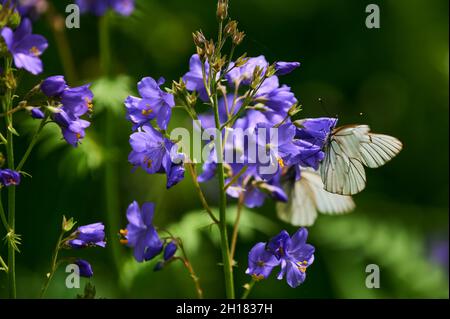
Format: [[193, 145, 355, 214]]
[[320, 124, 402, 195]]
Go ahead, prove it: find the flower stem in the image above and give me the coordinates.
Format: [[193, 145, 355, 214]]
[[99, 12, 123, 276], [0, 193, 10, 231], [213, 92, 235, 299], [186, 163, 219, 224], [241, 279, 257, 299], [40, 229, 64, 298], [16, 118, 47, 172], [2, 57, 16, 299], [230, 194, 244, 261], [0, 255, 7, 272], [178, 240, 204, 299], [45, 3, 77, 84]]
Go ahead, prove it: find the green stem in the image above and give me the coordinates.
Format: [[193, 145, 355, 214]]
[[40, 229, 64, 298], [0, 255, 7, 272], [213, 90, 235, 299], [241, 279, 257, 299], [3, 57, 16, 299], [0, 192, 10, 231], [45, 3, 77, 84], [178, 239, 204, 299], [99, 12, 123, 276], [16, 118, 47, 172]]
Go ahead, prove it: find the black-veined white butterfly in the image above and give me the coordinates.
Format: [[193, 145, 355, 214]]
[[320, 124, 403, 195], [277, 168, 355, 226]]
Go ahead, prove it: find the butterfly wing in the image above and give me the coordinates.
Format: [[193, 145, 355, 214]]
[[277, 169, 355, 226], [321, 125, 402, 195]]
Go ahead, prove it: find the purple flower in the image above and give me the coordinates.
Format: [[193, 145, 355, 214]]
[[0, 18, 48, 75], [268, 228, 315, 288], [275, 61, 301, 76], [40, 75, 67, 97], [53, 109, 91, 147], [163, 241, 177, 261], [295, 117, 337, 149], [125, 77, 174, 130], [75, 259, 94, 278], [255, 77, 297, 118], [30, 107, 44, 119], [182, 54, 211, 101], [129, 125, 184, 188], [60, 84, 94, 117], [68, 223, 106, 249], [123, 201, 163, 262], [0, 169, 21, 187], [247, 228, 314, 288], [76, 0, 134, 16], [251, 123, 300, 179], [226, 55, 269, 85], [246, 242, 281, 280]]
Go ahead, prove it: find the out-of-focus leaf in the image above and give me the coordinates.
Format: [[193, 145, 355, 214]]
[[311, 212, 449, 298], [91, 75, 132, 115]]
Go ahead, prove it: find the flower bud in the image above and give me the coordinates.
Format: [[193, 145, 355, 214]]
[[192, 31, 206, 47], [62, 215, 77, 232], [232, 31, 245, 46], [224, 20, 238, 37], [217, 0, 228, 21]]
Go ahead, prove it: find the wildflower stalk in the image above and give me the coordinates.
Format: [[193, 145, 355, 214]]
[[40, 228, 65, 298], [178, 239, 204, 299], [186, 163, 219, 224], [0, 193, 10, 231], [45, 2, 77, 83], [16, 117, 48, 171], [212, 83, 235, 299], [230, 193, 244, 261], [99, 12, 123, 275], [2, 56, 16, 298], [0, 255, 7, 272], [241, 279, 257, 299]]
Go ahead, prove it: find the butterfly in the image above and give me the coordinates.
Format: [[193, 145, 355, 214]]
[[320, 124, 403, 195], [277, 168, 355, 226]]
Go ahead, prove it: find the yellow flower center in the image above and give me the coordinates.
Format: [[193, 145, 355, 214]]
[[277, 157, 285, 168], [141, 108, 153, 116], [30, 46, 40, 56]]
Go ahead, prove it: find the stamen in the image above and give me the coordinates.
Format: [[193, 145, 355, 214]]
[[120, 239, 128, 245], [119, 229, 128, 236], [76, 133, 81, 139], [29, 46, 40, 56], [86, 98, 94, 111], [141, 108, 153, 116], [277, 157, 285, 168]]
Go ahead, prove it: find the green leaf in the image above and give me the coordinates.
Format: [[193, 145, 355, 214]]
[[91, 75, 132, 115]]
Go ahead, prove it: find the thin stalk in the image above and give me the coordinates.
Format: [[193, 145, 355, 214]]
[[16, 118, 47, 172], [40, 230, 64, 298], [3, 57, 16, 298], [213, 90, 235, 299], [230, 194, 244, 261], [241, 279, 257, 299], [45, 3, 77, 84], [99, 13, 123, 275], [186, 163, 219, 224], [178, 240, 204, 299], [0, 255, 7, 272], [0, 193, 10, 231]]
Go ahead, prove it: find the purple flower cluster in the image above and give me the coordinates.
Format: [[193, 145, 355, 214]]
[[1, 18, 48, 75], [121, 201, 177, 266], [76, 0, 135, 16], [39, 75, 93, 147], [0, 168, 21, 187], [125, 77, 184, 189], [247, 228, 315, 288], [184, 53, 335, 208], [65, 222, 106, 278]]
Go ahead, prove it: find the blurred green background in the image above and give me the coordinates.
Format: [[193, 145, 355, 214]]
[[0, 0, 448, 298]]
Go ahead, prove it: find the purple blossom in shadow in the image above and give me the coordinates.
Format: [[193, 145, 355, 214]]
[[124, 201, 163, 262], [0, 18, 48, 75], [182, 54, 211, 102], [68, 223, 106, 249], [30, 107, 44, 119], [75, 259, 94, 278], [275, 61, 301, 75], [76, 0, 134, 16], [0, 169, 21, 187]]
